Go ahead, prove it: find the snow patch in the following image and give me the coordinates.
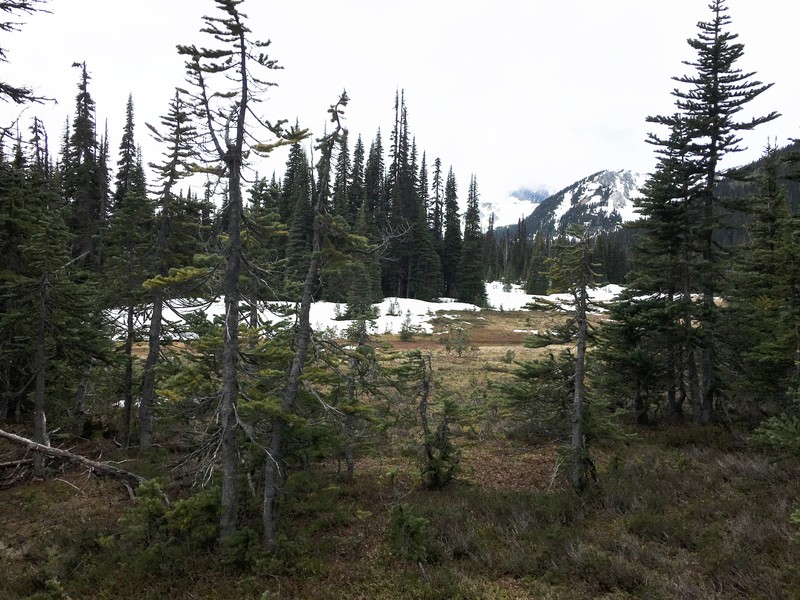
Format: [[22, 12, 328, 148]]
[[109, 282, 626, 340]]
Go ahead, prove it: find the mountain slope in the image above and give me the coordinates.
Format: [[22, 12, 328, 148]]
[[499, 169, 645, 238], [480, 186, 550, 229]]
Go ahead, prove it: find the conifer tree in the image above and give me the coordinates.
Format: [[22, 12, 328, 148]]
[[0, 144, 109, 471], [382, 92, 418, 297], [363, 130, 386, 234], [516, 224, 599, 490], [525, 232, 550, 295], [348, 134, 365, 225], [0, 139, 38, 420], [645, 0, 778, 423], [100, 95, 152, 446], [482, 213, 498, 282], [726, 146, 800, 411], [63, 62, 105, 266], [242, 173, 285, 320], [112, 94, 146, 210], [177, 0, 306, 540], [611, 0, 778, 425], [457, 175, 486, 305], [441, 167, 461, 297], [283, 143, 313, 292], [138, 90, 202, 451], [332, 128, 350, 217], [102, 183, 152, 446], [263, 93, 347, 549], [429, 157, 444, 243]]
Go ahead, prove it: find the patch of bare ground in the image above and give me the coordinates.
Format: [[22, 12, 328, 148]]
[[0, 437, 133, 582], [459, 439, 562, 492]]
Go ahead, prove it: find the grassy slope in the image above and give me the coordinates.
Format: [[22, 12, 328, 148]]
[[2, 307, 800, 599]]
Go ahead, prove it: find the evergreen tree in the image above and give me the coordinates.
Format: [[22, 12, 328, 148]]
[[382, 91, 419, 298], [177, 0, 306, 540], [102, 183, 153, 446], [441, 167, 461, 297], [429, 157, 444, 244], [283, 143, 313, 292], [0, 145, 109, 470], [0, 139, 38, 420], [726, 146, 800, 413], [525, 231, 550, 295], [526, 224, 599, 489], [348, 134, 365, 225], [99, 94, 152, 446], [363, 130, 386, 234], [609, 0, 778, 425], [112, 94, 146, 210], [482, 213, 498, 282], [263, 93, 348, 549], [456, 175, 486, 305], [138, 90, 202, 451], [332, 128, 350, 218], [63, 62, 105, 266], [646, 0, 778, 423]]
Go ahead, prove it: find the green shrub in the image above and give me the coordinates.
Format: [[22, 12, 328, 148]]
[[399, 310, 414, 341], [754, 414, 800, 456], [420, 399, 461, 490], [388, 503, 438, 563]]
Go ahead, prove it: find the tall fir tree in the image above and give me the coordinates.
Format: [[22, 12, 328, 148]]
[[348, 134, 365, 225], [429, 157, 444, 244], [456, 175, 486, 305], [441, 167, 461, 297], [283, 143, 314, 292], [332, 128, 350, 218], [0, 142, 109, 468], [111, 94, 146, 210], [648, 0, 778, 423], [725, 146, 800, 413], [363, 130, 386, 235], [138, 89, 203, 451], [609, 0, 778, 424], [63, 62, 105, 266], [177, 0, 306, 540]]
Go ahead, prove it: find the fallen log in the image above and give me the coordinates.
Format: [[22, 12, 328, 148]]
[[0, 428, 145, 488]]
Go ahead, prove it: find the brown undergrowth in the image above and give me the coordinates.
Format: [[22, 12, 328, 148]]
[[2, 306, 800, 599]]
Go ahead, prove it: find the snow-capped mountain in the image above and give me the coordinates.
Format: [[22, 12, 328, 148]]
[[504, 169, 645, 237], [480, 186, 550, 229]]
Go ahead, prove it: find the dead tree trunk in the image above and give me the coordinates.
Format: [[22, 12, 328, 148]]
[[0, 428, 145, 488], [139, 292, 162, 451]]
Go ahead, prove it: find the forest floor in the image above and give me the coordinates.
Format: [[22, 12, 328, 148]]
[[2, 305, 800, 599]]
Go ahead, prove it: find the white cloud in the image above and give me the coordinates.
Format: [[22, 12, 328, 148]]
[[1, 0, 796, 207]]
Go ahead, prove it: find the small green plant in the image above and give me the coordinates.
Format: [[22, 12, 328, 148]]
[[754, 414, 800, 456], [421, 398, 461, 489], [399, 310, 414, 341], [388, 503, 437, 563], [502, 349, 516, 364], [443, 325, 469, 356]]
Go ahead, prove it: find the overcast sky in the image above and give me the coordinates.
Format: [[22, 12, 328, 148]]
[[1, 0, 798, 206]]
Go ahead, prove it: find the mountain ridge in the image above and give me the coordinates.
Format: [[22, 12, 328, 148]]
[[495, 169, 645, 238]]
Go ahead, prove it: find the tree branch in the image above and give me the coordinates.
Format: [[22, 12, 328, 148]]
[[0, 428, 146, 488]]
